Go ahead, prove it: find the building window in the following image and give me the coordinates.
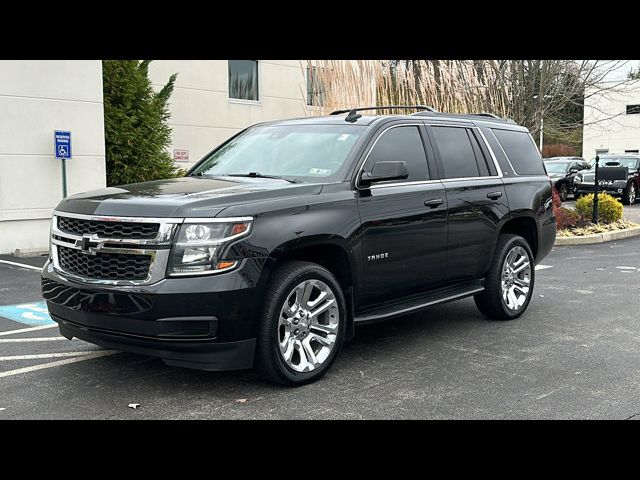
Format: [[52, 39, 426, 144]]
[[229, 60, 258, 101], [626, 104, 640, 115], [625, 149, 639, 154], [307, 66, 325, 107]]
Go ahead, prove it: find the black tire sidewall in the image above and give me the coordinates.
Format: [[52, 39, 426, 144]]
[[265, 265, 346, 385], [559, 183, 568, 201], [496, 237, 535, 318]]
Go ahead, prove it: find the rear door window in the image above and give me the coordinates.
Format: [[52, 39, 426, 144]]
[[430, 126, 480, 179], [492, 128, 546, 175]]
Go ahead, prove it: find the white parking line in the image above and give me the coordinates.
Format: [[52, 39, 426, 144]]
[[0, 350, 118, 378], [0, 324, 58, 337], [0, 259, 42, 272], [0, 351, 97, 361], [0, 337, 67, 343], [535, 264, 553, 271]]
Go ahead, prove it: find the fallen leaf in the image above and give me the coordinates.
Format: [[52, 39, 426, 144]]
[[128, 403, 141, 409], [235, 398, 248, 403]]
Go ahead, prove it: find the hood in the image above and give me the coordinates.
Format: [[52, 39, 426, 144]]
[[56, 176, 324, 218]]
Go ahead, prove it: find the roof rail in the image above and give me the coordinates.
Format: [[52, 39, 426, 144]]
[[473, 112, 500, 119], [330, 105, 438, 122]]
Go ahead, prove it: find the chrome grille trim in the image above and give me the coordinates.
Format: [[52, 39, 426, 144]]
[[51, 212, 180, 286]]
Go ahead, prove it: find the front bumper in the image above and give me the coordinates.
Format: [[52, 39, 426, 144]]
[[41, 257, 267, 371], [575, 183, 626, 197]]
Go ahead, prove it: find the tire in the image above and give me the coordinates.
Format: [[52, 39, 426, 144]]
[[474, 234, 535, 321], [558, 182, 569, 202], [622, 182, 637, 205], [255, 261, 346, 386]]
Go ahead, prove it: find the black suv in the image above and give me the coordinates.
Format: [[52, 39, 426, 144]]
[[574, 154, 640, 204], [42, 106, 556, 385]]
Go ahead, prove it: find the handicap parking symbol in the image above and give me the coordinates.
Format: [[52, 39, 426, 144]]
[[0, 302, 54, 326], [57, 145, 68, 157]]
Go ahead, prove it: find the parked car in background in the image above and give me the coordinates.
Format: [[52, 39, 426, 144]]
[[543, 157, 589, 201], [574, 154, 640, 204]]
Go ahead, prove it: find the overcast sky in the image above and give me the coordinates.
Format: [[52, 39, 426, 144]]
[[602, 60, 640, 80]]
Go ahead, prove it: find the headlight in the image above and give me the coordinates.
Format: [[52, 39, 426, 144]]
[[169, 218, 252, 276], [574, 175, 582, 184]]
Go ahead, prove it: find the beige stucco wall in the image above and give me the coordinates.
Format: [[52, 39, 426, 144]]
[[583, 79, 640, 160], [148, 60, 313, 170], [0, 60, 106, 254]]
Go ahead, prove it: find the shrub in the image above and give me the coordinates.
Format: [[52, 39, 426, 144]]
[[555, 206, 582, 229], [542, 143, 577, 158], [103, 60, 181, 186], [575, 193, 623, 224]]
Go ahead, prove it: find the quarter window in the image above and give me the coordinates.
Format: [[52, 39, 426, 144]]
[[492, 128, 546, 176], [431, 126, 480, 179], [229, 60, 259, 101], [364, 126, 429, 183]]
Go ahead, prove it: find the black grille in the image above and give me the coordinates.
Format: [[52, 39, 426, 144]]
[[57, 216, 159, 239], [57, 245, 151, 281]]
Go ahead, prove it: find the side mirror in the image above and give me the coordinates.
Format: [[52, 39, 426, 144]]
[[360, 161, 409, 186], [569, 168, 579, 174]]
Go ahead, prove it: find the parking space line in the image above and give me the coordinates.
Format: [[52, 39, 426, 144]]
[[0, 324, 58, 337], [0, 350, 119, 379], [0, 259, 42, 272], [535, 265, 553, 271], [0, 337, 67, 343], [0, 351, 97, 361]]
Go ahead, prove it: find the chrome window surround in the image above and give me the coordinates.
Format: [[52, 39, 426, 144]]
[[355, 123, 504, 191], [50, 211, 253, 286]]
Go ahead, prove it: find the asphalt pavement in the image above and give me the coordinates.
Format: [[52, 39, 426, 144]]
[[1, 237, 640, 419]]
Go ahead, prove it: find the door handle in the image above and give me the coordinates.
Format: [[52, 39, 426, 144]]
[[424, 198, 444, 208], [487, 191, 503, 200]]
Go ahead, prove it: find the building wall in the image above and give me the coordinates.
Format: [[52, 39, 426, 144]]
[[583, 79, 640, 159], [148, 60, 313, 170], [0, 60, 106, 254]]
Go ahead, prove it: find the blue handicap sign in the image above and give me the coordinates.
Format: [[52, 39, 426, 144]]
[[54, 130, 72, 159], [0, 301, 54, 326]]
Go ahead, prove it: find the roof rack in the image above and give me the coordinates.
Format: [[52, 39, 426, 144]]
[[330, 105, 438, 123]]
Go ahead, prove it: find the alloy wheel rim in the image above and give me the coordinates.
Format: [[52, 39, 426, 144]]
[[277, 279, 339, 373], [630, 185, 636, 203], [501, 246, 532, 311]]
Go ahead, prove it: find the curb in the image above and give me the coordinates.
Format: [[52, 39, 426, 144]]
[[555, 226, 640, 246]]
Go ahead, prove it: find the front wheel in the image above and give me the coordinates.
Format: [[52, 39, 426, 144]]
[[474, 234, 535, 320], [558, 182, 569, 202], [255, 261, 346, 386], [622, 182, 637, 205]]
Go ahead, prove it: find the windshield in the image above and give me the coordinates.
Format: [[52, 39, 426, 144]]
[[596, 157, 638, 170], [190, 124, 364, 181], [544, 161, 570, 174]]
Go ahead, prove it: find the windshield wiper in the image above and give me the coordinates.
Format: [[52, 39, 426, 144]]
[[225, 172, 300, 183]]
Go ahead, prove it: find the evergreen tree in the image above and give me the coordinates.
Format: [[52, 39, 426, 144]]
[[102, 60, 182, 186]]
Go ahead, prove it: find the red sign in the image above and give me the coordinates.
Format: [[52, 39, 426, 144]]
[[173, 149, 189, 162]]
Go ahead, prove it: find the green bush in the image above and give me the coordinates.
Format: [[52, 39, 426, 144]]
[[575, 193, 623, 224], [103, 60, 182, 186]]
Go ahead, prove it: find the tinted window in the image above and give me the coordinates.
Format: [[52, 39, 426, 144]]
[[492, 128, 546, 175], [431, 126, 480, 179], [365, 126, 429, 182]]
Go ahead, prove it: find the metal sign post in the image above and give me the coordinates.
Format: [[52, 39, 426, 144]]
[[592, 155, 599, 224], [54, 130, 72, 198]]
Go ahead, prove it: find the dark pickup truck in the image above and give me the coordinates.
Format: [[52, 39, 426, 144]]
[[42, 106, 557, 385], [574, 154, 640, 205]]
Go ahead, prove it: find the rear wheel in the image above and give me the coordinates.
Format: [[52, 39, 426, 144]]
[[474, 234, 535, 320], [623, 182, 637, 205], [255, 261, 346, 386]]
